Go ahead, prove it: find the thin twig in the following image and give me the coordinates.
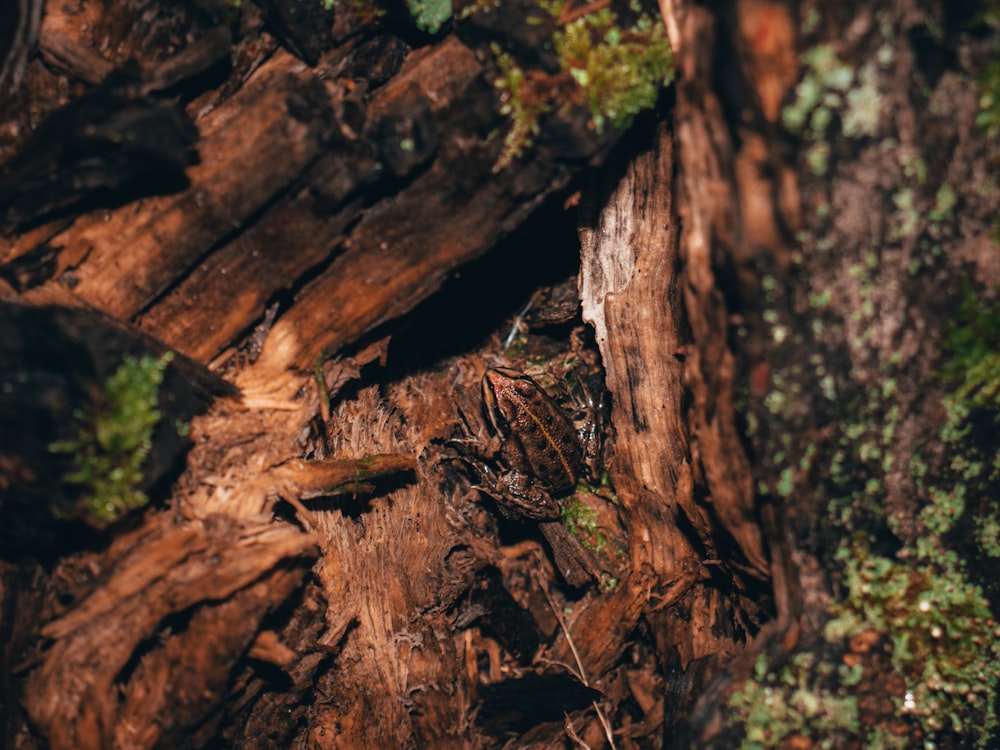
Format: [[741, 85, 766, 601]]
[[534, 572, 618, 750], [558, 0, 613, 25], [536, 575, 588, 684], [502, 300, 533, 351], [564, 713, 593, 749]]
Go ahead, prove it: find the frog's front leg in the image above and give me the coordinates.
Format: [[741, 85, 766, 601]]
[[493, 470, 560, 520]]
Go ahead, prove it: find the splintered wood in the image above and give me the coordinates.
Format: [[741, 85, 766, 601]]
[[0, 0, 778, 747]]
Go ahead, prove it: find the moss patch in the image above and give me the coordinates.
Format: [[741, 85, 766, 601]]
[[486, 0, 673, 170], [50, 352, 174, 528]]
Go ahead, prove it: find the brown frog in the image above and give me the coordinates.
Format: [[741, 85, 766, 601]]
[[479, 367, 585, 520]]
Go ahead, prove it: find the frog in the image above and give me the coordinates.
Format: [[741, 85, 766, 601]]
[[477, 366, 587, 520]]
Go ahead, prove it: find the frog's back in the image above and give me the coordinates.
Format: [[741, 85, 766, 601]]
[[499, 374, 582, 494]]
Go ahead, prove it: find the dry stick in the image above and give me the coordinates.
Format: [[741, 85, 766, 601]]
[[502, 300, 533, 351], [534, 571, 618, 750], [564, 715, 593, 750], [557, 0, 613, 25]]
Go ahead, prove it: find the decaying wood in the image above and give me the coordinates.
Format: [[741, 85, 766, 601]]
[[9, 0, 995, 746], [0, 0, 783, 747], [0, 300, 237, 553], [1, 1, 631, 741], [22, 516, 318, 750]]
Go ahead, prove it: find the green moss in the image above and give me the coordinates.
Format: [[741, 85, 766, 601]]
[[940, 288, 1000, 412], [977, 4, 1000, 140], [729, 533, 1000, 748], [727, 651, 862, 750], [935, 285, 1000, 571], [976, 514, 1000, 557], [407, 0, 452, 32], [490, 43, 552, 170], [744, 272, 1000, 746], [750, 12, 1000, 746], [561, 492, 608, 552], [598, 572, 618, 591], [487, 1, 673, 169], [552, 7, 673, 134], [50, 352, 173, 528]]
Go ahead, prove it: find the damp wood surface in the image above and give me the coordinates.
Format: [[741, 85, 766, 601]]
[[0, 1, 694, 747], [3, 0, 1000, 749]]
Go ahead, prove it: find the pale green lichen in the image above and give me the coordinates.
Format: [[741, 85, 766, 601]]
[[842, 59, 883, 138], [50, 352, 173, 528], [784, 43, 888, 175]]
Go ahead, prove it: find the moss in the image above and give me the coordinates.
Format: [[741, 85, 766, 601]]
[[747, 9, 1000, 746], [727, 651, 863, 750], [50, 352, 174, 528], [561, 491, 608, 552], [407, 0, 452, 32], [935, 285, 1000, 577], [939, 287, 1000, 413], [977, 3, 1000, 140], [729, 534, 1000, 748], [490, 43, 552, 170], [976, 514, 1000, 557], [551, 7, 673, 134], [742, 277, 1000, 746], [486, 0, 673, 170]]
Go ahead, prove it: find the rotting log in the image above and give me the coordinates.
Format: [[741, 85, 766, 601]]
[[0, 1, 661, 747], [0, 0, 811, 747]]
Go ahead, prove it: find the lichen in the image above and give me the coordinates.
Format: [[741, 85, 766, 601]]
[[50, 352, 174, 528], [783, 43, 889, 176]]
